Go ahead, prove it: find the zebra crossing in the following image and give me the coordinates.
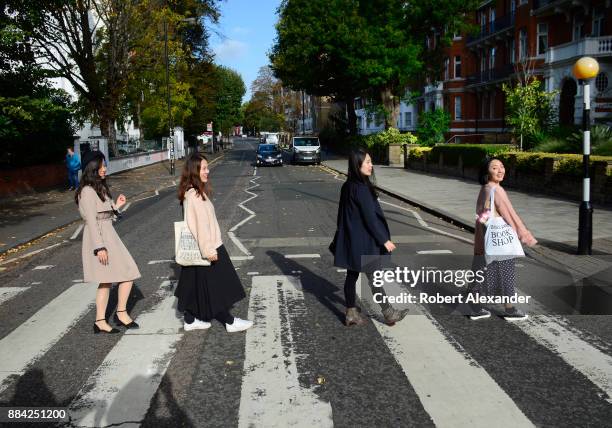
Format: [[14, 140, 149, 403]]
[[0, 269, 611, 427]]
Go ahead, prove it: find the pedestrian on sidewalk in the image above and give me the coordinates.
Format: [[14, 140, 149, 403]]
[[332, 149, 408, 327], [76, 151, 141, 334], [65, 147, 81, 190], [175, 153, 252, 333], [470, 157, 537, 321]]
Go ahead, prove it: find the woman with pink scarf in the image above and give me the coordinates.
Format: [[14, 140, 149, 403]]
[[470, 157, 537, 321]]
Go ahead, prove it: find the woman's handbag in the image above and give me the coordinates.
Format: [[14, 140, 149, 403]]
[[174, 200, 211, 266], [484, 187, 524, 264]]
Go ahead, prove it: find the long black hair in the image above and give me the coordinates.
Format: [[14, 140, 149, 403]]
[[347, 148, 377, 197], [75, 156, 112, 204], [478, 156, 503, 185]]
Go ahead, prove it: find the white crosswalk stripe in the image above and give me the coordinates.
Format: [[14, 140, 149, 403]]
[[0, 282, 93, 393], [238, 275, 333, 427], [357, 278, 534, 428], [0, 287, 29, 306], [68, 281, 183, 427]]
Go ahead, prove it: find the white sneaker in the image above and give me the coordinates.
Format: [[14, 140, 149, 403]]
[[226, 317, 253, 333], [184, 318, 212, 331]]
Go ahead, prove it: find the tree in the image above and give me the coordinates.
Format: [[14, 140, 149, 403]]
[[503, 79, 556, 151], [212, 66, 245, 137], [416, 109, 451, 146], [272, 0, 478, 131]]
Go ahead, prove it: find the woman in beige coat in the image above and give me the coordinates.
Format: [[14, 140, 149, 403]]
[[76, 151, 141, 334]]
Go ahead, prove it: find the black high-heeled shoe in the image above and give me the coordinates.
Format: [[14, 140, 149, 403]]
[[93, 319, 120, 334], [114, 310, 140, 329]]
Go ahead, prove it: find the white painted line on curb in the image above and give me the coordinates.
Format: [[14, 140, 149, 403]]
[[70, 224, 84, 240], [147, 259, 175, 265], [69, 281, 183, 426], [284, 254, 321, 259], [416, 250, 453, 254], [33, 265, 55, 270], [133, 194, 157, 203], [238, 276, 333, 427], [0, 287, 29, 306], [356, 284, 534, 427], [0, 241, 68, 266], [0, 282, 93, 393], [246, 272, 259, 276]]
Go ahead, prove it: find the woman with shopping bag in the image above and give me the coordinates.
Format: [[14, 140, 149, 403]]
[[471, 157, 537, 321], [174, 153, 252, 332]]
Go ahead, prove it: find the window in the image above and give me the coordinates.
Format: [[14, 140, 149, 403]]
[[596, 72, 609, 93], [573, 18, 584, 41], [519, 29, 527, 60], [482, 93, 489, 119], [510, 0, 516, 16], [489, 47, 496, 70], [405, 112, 412, 127], [454, 56, 462, 78], [454, 96, 462, 120], [593, 9, 604, 37], [480, 52, 486, 72], [519, 0, 527, 5], [444, 58, 450, 80], [490, 92, 495, 119], [509, 38, 515, 63], [537, 23, 548, 55], [480, 11, 486, 33], [490, 8, 496, 25]]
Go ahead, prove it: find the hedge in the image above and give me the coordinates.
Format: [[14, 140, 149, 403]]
[[407, 145, 612, 177]]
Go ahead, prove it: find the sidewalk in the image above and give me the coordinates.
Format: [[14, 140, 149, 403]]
[[0, 152, 220, 255]]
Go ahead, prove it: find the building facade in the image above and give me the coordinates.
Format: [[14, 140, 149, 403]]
[[421, 0, 611, 143]]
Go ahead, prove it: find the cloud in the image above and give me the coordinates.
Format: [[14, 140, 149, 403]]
[[231, 26, 251, 35], [213, 39, 248, 61]]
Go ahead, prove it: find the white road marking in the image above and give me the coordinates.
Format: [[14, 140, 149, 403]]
[[356, 283, 534, 428], [336, 269, 347, 273], [238, 275, 333, 427], [416, 250, 453, 254], [70, 224, 84, 240], [291, 270, 302, 274], [227, 176, 261, 256], [31, 282, 42, 285], [133, 194, 157, 203], [0, 287, 29, 306], [513, 295, 612, 403], [68, 281, 184, 427], [0, 241, 68, 266], [247, 272, 259, 276], [147, 259, 175, 265], [0, 282, 93, 393], [155, 189, 159, 196], [379, 200, 473, 244], [72, 279, 83, 283], [284, 254, 321, 259], [119, 202, 131, 213], [230, 256, 255, 261], [33, 265, 55, 270], [172, 180, 176, 185]]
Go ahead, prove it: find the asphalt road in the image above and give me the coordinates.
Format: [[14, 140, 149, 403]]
[[0, 138, 611, 427]]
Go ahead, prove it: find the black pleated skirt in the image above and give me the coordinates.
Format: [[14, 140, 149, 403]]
[[175, 245, 246, 321]]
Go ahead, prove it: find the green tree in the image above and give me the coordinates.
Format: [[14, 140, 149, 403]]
[[213, 66, 246, 138], [271, 0, 478, 132], [503, 79, 557, 150], [416, 109, 451, 146]]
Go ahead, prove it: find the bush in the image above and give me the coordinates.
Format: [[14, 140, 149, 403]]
[[533, 137, 581, 154], [429, 144, 512, 168], [408, 146, 432, 161], [361, 128, 418, 163], [569, 125, 612, 156]]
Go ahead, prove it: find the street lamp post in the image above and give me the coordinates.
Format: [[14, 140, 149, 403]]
[[572, 56, 599, 255]]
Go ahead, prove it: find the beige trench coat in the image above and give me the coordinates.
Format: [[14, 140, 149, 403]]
[[78, 186, 141, 284]]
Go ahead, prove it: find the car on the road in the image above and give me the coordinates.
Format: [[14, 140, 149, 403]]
[[256, 143, 283, 166], [291, 136, 321, 165]]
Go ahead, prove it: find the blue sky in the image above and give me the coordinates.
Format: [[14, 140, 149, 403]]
[[210, 0, 282, 102]]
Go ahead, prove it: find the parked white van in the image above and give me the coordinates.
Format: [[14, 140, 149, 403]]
[[291, 136, 321, 165]]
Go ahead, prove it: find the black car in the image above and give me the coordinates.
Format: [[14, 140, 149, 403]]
[[256, 144, 283, 166]]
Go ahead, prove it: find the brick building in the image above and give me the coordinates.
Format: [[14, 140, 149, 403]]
[[421, 0, 612, 144]]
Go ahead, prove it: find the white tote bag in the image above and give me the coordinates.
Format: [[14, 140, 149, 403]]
[[174, 199, 211, 266], [484, 187, 524, 265]]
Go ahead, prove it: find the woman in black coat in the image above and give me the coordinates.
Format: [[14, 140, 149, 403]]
[[333, 149, 408, 326]]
